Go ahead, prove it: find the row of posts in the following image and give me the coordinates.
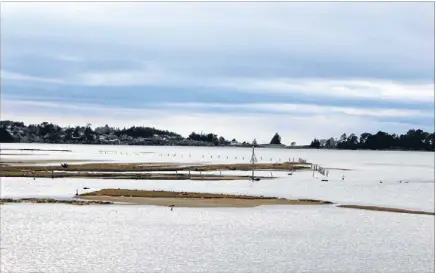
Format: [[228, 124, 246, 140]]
[[99, 151, 305, 163], [312, 164, 329, 177]]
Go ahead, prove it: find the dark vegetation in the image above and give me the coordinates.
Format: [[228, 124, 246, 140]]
[[269, 133, 282, 145], [0, 120, 237, 146], [309, 130, 435, 151]]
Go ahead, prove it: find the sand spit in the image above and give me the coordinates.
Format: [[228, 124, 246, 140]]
[[79, 189, 334, 207], [338, 205, 434, 216]]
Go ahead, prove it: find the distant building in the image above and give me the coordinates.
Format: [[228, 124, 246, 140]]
[[325, 138, 337, 148], [319, 139, 327, 147], [229, 140, 241, 146]]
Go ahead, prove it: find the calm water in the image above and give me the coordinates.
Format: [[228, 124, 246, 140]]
[[0, 143, 434, 272], [1, 204, 434, 273]]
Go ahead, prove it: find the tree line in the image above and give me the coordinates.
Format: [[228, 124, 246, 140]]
[[0, 120, 234, 145], [309, 129, 435, 151]]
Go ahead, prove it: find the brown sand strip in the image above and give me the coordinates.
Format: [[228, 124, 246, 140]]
[[80, 196, 328, 207], [338, 205, 434, 216], [79, 189, 333, 207]]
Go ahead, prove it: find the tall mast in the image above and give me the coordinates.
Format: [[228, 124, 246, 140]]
[[250, 145, 257, 181]]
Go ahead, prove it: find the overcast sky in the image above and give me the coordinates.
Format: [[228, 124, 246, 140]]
[[1, 2, 434, 144]]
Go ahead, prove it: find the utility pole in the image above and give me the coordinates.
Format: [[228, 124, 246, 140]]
[[250, 145, 257, 181]]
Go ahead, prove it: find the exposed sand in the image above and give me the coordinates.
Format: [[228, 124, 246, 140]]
[[338, 205, 434, 216], [79, 189, 333, 207], [80, 196, 330, 207]]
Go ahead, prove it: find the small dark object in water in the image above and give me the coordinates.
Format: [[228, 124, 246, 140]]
[[83, 187, 90, 190], [253, 177, 261, 181], [61, 163, 69, 168], [321, 179, 328, 182], [169, 204, 175, 211], [380, 181, 383, 183]]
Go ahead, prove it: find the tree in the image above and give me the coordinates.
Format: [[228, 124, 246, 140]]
[[270, 133, 281, 145], [325, 138, 336, 148], [0, 128, 14, 143], [218, 136, 226, 145], [73, 126, 81, 138], [309, 138, 321, 148], [252, 138, 258, 146], [84, 126, 95, 142]]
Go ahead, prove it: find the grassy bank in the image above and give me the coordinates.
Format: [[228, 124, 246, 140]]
[[0, 161, 311, 172], [0, 198, 112, 205]]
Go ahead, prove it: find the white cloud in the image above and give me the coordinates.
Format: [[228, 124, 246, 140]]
[[53, 55, 83, 62], [2, 2, 432, 61], [215, 78, 435, 103], [3, 68, 433, 104], [0, 70, 65, 84], [162, 102, 433, 119]]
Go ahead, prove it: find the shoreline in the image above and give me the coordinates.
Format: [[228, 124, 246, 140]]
[[337, 205, 435, 216]]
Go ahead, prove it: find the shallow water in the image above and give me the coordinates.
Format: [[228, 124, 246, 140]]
[[1, 204, 434, 273], [1, 143, 434, 272]]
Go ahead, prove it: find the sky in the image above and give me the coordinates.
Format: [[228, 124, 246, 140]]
[[1, 1, 434, 144]]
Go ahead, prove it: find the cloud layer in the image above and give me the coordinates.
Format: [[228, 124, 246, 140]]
[[1, 2, 434, 144]]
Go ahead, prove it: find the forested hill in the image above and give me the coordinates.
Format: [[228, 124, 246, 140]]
[[0, 120, 245, 146], [309, 130, 435, 151]]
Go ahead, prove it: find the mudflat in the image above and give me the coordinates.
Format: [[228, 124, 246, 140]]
[[0, 161, 310, 180]]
